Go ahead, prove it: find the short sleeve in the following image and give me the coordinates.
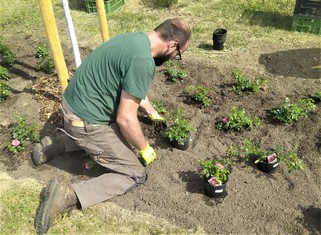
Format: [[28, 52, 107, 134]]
[[122, 57, 155, 100]]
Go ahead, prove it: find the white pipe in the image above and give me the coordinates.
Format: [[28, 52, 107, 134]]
[[62, 0, 82, 68]]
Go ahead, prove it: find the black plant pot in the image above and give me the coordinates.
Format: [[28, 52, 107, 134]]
[[212, 28, 227, 50], [257, 158, 279, 173], [154, 121, 167, 133], [204, 178, 228, 198], [170, 137, 189, 150]]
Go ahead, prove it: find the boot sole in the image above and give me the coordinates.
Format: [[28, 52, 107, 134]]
[[35, 179, 58, 234]]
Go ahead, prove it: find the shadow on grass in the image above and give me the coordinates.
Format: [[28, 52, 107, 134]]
[[198, 43, 213, 51], [68, 0, 87, 11], [238, 10, 294, 31], [259, 48, 321, 79]]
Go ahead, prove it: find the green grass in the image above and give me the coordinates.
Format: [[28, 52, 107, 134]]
[[0, 0, 42, 36], [1, 0, 319, 57], [0, 173, 202, 234], [0, 174, 41, 234]]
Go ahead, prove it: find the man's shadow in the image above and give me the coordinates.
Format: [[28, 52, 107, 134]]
[[47, 150, 108, 178], [259, 48, 321, 79], [296, 206, 321, 233]]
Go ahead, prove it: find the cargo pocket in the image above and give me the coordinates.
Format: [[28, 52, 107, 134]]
[[76, 139, 104, 157]]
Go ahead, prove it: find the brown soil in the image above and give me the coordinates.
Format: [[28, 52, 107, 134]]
[[0, 26, 320, 234]]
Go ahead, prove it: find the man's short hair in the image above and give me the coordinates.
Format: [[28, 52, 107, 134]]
[[154, 18, 191, 48]]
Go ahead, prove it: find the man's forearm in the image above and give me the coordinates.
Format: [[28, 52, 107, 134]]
[[140, 97, 157, 116], [117, 116, 148, 151]]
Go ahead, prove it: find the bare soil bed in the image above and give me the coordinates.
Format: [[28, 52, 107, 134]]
[[0, 30, 320, 234]]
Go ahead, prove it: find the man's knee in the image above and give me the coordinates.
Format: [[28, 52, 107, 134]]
[[125, 168, 146, 194]]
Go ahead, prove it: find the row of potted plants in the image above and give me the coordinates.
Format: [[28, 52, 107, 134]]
[[160, 61, 315, 199], [198, 139, 305, 198], [150, 100, 305, 198]]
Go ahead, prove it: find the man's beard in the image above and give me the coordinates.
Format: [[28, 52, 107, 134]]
[[154, 54, 172, 66]]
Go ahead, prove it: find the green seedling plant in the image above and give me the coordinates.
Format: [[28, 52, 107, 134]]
[[36, 58, 55, 74], [225, 145, 240, 164], [241, 139, 274, 164], [231, 68, 268, 94], [271, 98, 316, 124], [5, 114, 40, 154], [199, 159, 230, 186], [0, 66, 11, 102], [162, 109, 194, 145], [309, 91, 321, 103], [187, 85, 211, 108], [0, 37, 16, 67], [275, 147, 305, 173], [0, 66, 10, 80], [215, 106, 262, 131], [36, 44, 50, 58], [0, 79, 10, 102], [164, 60, 187, 83], [240, 139, 304, 173], [35, 44, 55, 74]]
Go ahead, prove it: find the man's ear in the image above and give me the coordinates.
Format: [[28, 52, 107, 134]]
[[167, 40, 178, 50]]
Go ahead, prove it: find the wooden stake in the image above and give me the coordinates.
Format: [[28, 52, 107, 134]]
[[96, 0, 110, 42], [39, 0, 69, 92]]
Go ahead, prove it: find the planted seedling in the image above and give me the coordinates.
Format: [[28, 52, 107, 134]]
[[5, 114, 40, 154], [215, 106, 262, 131], [0, 66, 10, 80], [162, 109, 194, 145], [36, 44, 50, 58], [231, 68, 268, 94], [36, 57, 55, 74], [35, 44, 55, 74], [0, 37, 16, 67], [0, 79, 10, 102], [309, 91, 321, 103], [186, 85, 211, 108], [164, 60, 187, 83], [271, 97, 316, 124]]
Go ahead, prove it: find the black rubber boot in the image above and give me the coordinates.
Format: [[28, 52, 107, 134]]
[[35, 179, 78, 234]]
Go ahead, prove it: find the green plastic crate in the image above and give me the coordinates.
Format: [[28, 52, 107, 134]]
[[292, 15, 321, 35], [85, 0, 125, 14]]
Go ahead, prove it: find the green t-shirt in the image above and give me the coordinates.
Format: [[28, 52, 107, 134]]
[[63, 32, 155, 124]]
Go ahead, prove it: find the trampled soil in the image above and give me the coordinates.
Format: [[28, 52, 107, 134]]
[[0, 24, 320, 235]]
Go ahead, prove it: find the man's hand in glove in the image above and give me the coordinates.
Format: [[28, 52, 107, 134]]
[[139, 143, 157, 166], [148, 111, 164, 122]]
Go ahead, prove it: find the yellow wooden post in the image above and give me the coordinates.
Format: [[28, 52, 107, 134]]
[[39, 0, 69, 92], [96, 0, 110, 42]]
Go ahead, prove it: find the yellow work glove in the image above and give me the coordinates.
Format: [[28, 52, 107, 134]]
[[139, 143, 157, 166], [149, 112, 164, 122]]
